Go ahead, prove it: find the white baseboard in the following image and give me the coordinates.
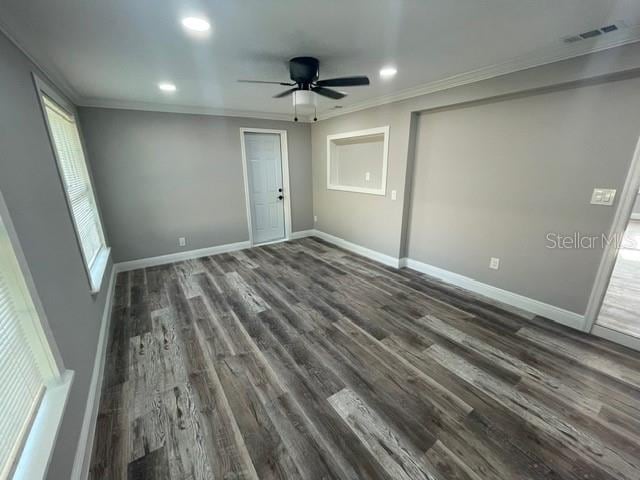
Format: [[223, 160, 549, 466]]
[[257, 230, 316, 246], [403, 258, 586, 331], [114, 232, 317, 273], [290, 229, 315, 240], [115, 240, 251, 272], [296, 232, 583, 330], [591, 324, 640, 352], [631, 213, 640, 221], [311, 230, 401, 268], [70, 267, 117, 480]]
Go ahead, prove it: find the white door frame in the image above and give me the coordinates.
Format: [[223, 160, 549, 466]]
[[239, 128, 292, 246], [584, 134, 640, 336]]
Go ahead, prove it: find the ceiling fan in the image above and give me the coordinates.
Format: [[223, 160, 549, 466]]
[[238, 56, 370, 121]]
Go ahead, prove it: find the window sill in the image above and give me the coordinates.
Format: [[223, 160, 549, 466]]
[[13, 370, 74, 480], [89, 247, 111, 294]]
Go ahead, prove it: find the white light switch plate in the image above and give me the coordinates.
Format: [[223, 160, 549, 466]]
[[489, 257, 500, 270], [391, 190, 397, 201], [590, 188, 616, 206], [178, 237, 186, 247]]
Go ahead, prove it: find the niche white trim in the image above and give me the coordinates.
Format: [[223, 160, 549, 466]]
[[326, 126, 389, 196]]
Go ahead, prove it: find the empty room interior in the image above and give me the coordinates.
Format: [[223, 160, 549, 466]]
[[4, 1, 640, 479]]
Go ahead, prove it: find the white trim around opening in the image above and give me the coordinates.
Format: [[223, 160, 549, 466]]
[[239, 128, 293, 247], [32, 73, 111, 295], [326, 126, 390, 196], [584, 134, 640, 335], [0, 183, 72, 479]]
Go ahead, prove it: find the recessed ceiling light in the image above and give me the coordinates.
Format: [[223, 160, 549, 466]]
[[181, 16, 211, 32], [158, 82, 177, 93], [380, 66, 397, 79]]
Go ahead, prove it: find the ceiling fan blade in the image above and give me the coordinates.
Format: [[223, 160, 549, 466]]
[[315, 76, 370, 87], [273, 88, 299, 98], [238, 80, 295, 86], [312, 86, 346, 99]]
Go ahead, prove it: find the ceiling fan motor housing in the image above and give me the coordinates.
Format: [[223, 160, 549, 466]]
[[290, 57, 320, 85]]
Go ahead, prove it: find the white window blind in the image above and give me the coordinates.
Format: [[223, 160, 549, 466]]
[[0, 219, 48, 478], [43, 96, 106, 274]]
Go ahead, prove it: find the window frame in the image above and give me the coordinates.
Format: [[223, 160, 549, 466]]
[[0, 187, 70, 480], [326, 126, 390, 196], [33, 74, 110, 294]]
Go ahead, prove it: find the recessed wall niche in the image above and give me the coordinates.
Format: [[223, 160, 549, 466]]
[[327, 126, 389, 196]]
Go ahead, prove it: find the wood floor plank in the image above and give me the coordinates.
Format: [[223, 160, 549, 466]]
[[166, 280, 258, 480], [215, 356, 303, 480], [223, 297, 389, 479], [127, 446, 171, 480], [91, 237, 640, 480], [328, 388, 440, 480], [517, 325, 640, 391], [425, 343, 640, 480], [424, 440, 483, 480], [304, 323, 453, 453], [381, 334, 569, 480]]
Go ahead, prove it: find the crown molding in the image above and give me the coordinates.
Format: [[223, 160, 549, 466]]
[[3, 11, 639, 124], [0, 15, 305, 123], [77, 97, 309, 122], [317, 26, 640, 121], [0, 16, 81, 104]]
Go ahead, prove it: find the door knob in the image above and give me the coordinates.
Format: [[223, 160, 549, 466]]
[[278, 195, 284, 200], [278, 188, 283, 192]]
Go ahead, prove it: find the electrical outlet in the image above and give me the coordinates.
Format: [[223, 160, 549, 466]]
[[391, 190, 397, 201], [489, 257, 500, 270], [178, 237, 186, 247], [365, 171, 371, 181], [314, 215, 318, 223]]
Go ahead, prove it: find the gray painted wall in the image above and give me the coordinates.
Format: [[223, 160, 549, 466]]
[[312, 42, 640, 259], [312, 42, 640, 315], [0, 31, 113, 479], [312, 104, 408, 256], [407, 78, 640, 315], [79, 107, 313, 263], [330, 138, 385, 190]]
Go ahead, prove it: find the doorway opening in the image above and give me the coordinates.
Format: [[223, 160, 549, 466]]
[[587, 136, 640, 351], [596, 209, 640, 337], [239, 128, 292, 246]]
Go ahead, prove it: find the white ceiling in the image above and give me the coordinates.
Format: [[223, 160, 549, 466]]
[[1, 0, 640, 119]]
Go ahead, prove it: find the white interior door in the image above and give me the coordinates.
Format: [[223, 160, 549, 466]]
[[244, 132, 286, 244]]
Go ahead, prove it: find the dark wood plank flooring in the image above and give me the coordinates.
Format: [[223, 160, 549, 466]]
[[89, 237, 640, 480]]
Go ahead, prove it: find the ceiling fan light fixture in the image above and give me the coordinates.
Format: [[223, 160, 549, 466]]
[[293, 90, 317, 114], [238, 57, 369, 120]]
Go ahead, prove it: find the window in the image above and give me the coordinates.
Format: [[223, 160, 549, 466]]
[[327, 126, 389, 196], [38, 83, 109, 293], [0, 208, 61, 478]]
